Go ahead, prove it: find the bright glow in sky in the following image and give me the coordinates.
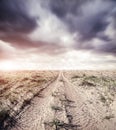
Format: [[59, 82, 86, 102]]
[[0, 49, 115, 71], [0, 61, 19, 71]]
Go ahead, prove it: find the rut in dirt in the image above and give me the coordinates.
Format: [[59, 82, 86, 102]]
[[9, 72, 115, 130]]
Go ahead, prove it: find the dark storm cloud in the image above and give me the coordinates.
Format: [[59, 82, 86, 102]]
[[98, 41, 116, 55], [50, 0, 82, 18], [112, 9, 116, 28], [50, 0, 115, 40], [0, 0, 116, 56], [0, 0, 38, 50], [0, 0, 65, 54], [0, 36, 64, 56], [0, 0, 37, 33], [49, 0, 116, 55]]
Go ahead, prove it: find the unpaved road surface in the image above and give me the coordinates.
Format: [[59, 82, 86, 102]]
[[11, 72, 116, 130]]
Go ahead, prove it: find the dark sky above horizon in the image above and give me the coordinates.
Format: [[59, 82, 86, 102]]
[[0, 0, 116, 70]]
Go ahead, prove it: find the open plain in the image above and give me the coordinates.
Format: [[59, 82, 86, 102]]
[[0, 71, 116, 130]]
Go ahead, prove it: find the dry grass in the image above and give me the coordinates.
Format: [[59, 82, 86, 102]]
[[0, 70, 116, 130], [64, 70, 116, 106], [0, 71, 58, 128]]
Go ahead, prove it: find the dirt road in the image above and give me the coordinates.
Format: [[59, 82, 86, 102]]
[[11, 72, 116, 130]]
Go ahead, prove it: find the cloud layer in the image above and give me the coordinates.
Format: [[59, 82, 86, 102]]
[[0, 0, 116, 69]]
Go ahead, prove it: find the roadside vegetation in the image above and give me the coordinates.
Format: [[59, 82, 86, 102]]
[[0, 71, 58, 129], [64, 71, 116, 106]]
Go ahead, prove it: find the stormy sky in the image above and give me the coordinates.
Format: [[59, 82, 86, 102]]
[[0, 0, 116, 70]]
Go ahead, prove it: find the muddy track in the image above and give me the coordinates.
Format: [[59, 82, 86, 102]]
[[11, 72, 115, 130]]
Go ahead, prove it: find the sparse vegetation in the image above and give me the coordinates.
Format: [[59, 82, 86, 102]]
[[0, 71, 58, 128], [44, 118, 79, 130], [52, 92, 60, 97], [100, 94, 107, 104], [51, 105, 63, 112], [65, 71, 116, 107], [104, 115, 114, 120], [72, 75, 80, 79], [44, 119, 63, 130], [0, 109, 9, 124], [0, 71, 116, 130], [0, 108, 18, 130], [80, 80, 96, 87]]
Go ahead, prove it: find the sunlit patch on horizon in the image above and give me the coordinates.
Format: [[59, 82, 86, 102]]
[[0, 61, 20, 71]]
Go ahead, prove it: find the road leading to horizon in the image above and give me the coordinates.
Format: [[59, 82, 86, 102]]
[[10, 72, 116, 130]]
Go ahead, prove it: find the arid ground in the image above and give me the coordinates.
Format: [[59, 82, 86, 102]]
[[0, 71, 116, 130]]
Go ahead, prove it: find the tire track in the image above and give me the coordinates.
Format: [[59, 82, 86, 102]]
[[12, 72, 62, 130], [11, 72, 115, 130], [62, 73, 112, 130]]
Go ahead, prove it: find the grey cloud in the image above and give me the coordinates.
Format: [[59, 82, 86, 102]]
[[98, 41, 116, 55], [49, 0, 116, 55], [0, 0, 38, 50], [0, 0, 66, 54], [0, 0, 116, 56], [50, 0, 115, 40], [1, 37, 64, 55], [49, 0, 93, 18], [0, 0, 37, 33]]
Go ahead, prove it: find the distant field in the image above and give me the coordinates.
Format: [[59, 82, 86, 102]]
[[0, 70, 116, 130]]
